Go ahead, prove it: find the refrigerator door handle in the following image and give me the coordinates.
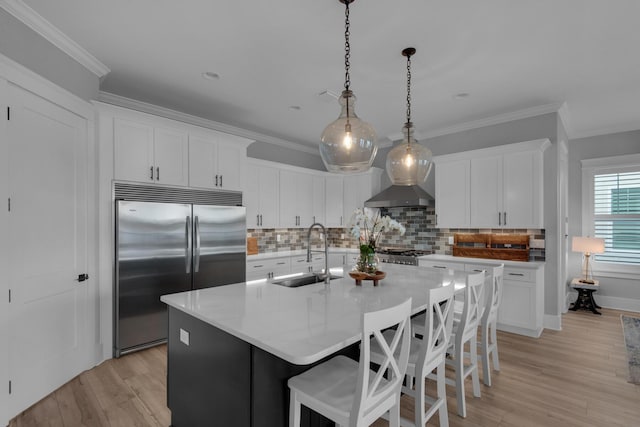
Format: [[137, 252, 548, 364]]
[[186, 216, 192, 274], [194, 215, 201, 272]]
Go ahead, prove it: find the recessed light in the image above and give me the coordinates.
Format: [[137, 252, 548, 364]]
[[454, 92, 470, 100], [202, 71, 220, 80]]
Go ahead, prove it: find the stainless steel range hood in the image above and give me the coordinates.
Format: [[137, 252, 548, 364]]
[[364, 185, 434, 208]]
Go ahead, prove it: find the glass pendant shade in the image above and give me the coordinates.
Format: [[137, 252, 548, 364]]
[[386, 124, 433, 185], [320, 90, 378, 173]]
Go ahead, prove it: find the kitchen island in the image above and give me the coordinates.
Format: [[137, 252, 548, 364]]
[[161, 264, 472, 427]]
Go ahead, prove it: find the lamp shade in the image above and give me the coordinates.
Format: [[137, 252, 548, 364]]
[[571, 236, 605, 254], [386, 124, 433, 185], [320, 90, 378, 173]]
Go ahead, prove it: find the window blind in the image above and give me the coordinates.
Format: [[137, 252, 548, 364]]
[[593, 171, 640, 265]]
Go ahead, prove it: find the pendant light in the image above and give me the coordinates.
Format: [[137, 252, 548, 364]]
[[386, 47, 433, 185], [320, 0, 377, 174]]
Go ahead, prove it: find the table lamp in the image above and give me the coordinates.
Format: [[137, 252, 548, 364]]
[[571, 236, 605, 284]]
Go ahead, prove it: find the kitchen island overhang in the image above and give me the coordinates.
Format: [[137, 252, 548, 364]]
[[161, 264, 471, 427]]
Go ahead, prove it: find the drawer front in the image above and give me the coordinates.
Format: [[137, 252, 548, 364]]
[[464, 263, 491, 274], [418, 260, 462, 270], [503, 267, 534, 282], [247, 257, 291, 273]]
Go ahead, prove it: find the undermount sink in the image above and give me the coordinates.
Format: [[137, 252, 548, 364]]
[[271, 273, 342, 288]]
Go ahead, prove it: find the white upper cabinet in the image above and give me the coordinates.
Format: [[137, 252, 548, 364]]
[[279, 170, 314, 228], [343, 170, 383, 225], [435, 139, 549, 229], [107, 106, 251, 189], [188, 132, 249, 192], [435, 159, 470, 228], [245, 164, 279, 228], [114, 118, 189, 186], [325, 176, 344, 227], [312, 175, 326, 225]]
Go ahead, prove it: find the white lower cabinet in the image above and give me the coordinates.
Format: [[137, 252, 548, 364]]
[[418, 256, 544, 337], [246, 257, 291, 281]]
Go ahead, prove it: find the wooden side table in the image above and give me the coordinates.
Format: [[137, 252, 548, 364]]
[[569, 278, 601, 315]]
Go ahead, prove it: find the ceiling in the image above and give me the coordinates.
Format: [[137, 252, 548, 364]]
[[20, 0, 640, 151]]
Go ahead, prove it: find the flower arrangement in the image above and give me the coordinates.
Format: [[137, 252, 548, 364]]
[[348, 208, 406, 273]]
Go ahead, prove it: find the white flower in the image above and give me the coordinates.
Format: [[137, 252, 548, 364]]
[[348, 208, 405, 248]]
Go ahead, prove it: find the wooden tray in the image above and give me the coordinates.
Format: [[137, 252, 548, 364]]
[[453, 233, 530, 261], [349, 270, 386, 286]]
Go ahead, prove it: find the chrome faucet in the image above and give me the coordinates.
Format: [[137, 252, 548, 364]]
[[307, 222, 330, 284]]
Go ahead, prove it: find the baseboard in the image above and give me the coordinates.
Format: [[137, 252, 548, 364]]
[[544, 314, 562, 331], [497, 323, 543, 338], [596, 295, 640, 313]]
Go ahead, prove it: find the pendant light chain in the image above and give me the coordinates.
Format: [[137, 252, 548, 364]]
[[406, 54, 412, 126], [344, 1, 351, 92]]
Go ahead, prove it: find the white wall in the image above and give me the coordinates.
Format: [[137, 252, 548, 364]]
[[568, 130, 640, 312]]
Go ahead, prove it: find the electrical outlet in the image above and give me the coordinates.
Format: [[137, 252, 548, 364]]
[[340, 233, 345, 239], [277, 234, 281, 242], [530, 239, 545, 249], [180, 328, 190, 346], [448, 236, 454, 245]]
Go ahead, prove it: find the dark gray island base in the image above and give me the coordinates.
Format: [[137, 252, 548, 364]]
[[167, 306, 358, 427]]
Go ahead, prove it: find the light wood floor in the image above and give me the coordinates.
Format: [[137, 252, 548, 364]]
[[9, 308, 640, 427]]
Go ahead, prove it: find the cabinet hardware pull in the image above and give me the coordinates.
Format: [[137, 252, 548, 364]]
[[150, 166, 154, 180], [433, 265, 447, 269], [508, 273, 524, 276], [76, 273, 89, 282], [260, 214, 263, 226], [504, 212, 507, 225], [257, 215, 260, 226], [498, 212, 501, 226], [277, 262, 286, 265], [473, 269, 484, 272], [254, 265, 263, 268], [313, 216, 316, 223], [215, 175, 219, 186], [156, 166, 160, 181], [219, 175, 222, 187], [435, 214, 438, 226]]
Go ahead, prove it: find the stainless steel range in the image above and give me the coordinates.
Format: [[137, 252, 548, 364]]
[[377, 248, 432, 265]]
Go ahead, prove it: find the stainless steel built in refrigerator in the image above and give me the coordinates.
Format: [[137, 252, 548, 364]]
[[115, 200, 246, 357]]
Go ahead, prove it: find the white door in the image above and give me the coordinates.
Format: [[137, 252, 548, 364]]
[[435, 159, 470, 228], [216, 140, 245, 192], [153, 127, 188, 186], [7, 83, 89, 416], [503, 151, 535, 228], [279, 170, 298, 228], [189, 135, 217, 189], [470, 156, 502, 227], [114, 118, 154, 182], [325, 176, 344, 227]]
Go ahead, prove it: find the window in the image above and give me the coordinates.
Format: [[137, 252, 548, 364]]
[[583, 154, 640, 277]]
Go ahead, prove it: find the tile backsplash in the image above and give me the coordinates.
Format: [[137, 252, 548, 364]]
[[247, 206, 545, 261]]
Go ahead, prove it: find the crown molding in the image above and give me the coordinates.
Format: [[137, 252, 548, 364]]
[[0, 51, 94, 118], [0, 0, 110, 77], [570, 121, 640, 140], [96, 92, 320, 155], [419, 102, 567, 141]]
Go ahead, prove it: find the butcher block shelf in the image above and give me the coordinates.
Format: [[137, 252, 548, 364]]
[[453, 233, 530, 261]]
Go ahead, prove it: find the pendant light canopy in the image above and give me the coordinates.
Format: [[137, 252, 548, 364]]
[[386, 47, 433, 185], [320, 0, 377, 174]]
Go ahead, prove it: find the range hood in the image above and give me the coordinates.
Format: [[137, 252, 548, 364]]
[[364, 185, 434, 208]]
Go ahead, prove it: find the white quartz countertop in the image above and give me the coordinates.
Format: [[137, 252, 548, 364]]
[[161, 264, 470, 365], [247, 247, 358, 261], [418, 254, 545, 269]]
